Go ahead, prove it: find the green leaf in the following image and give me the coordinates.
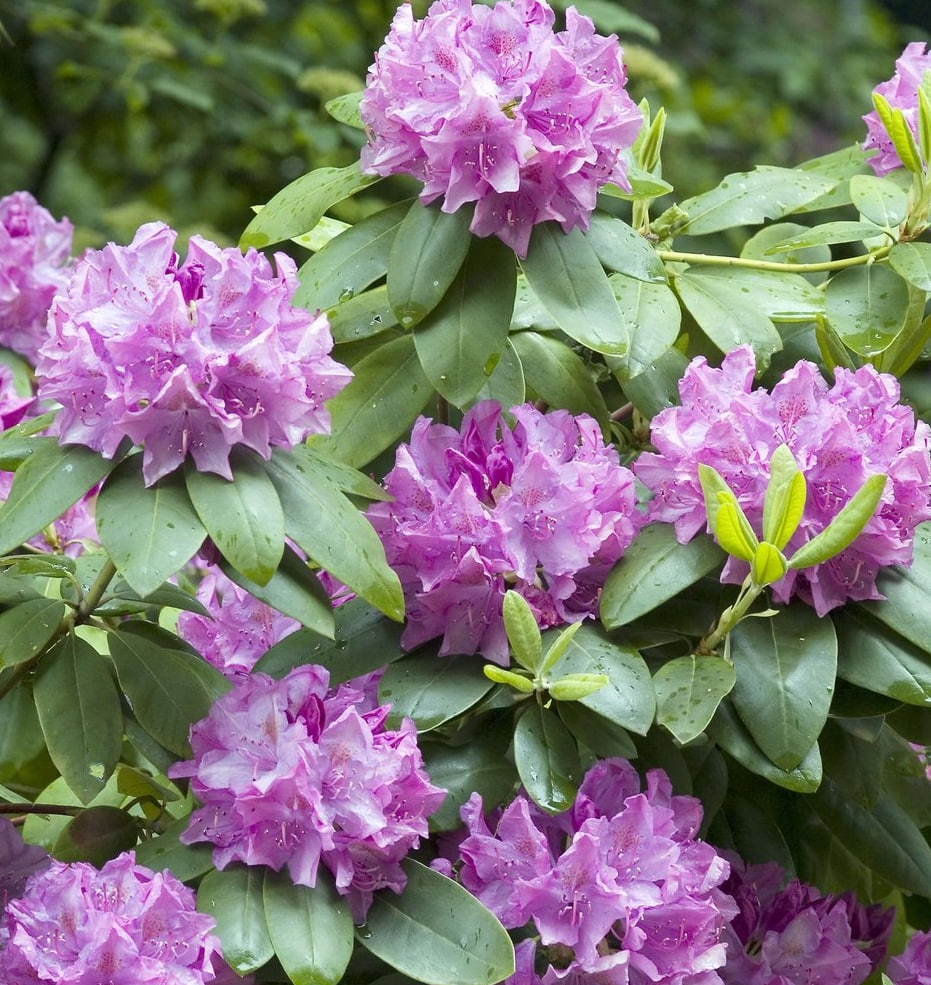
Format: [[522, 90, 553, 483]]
[[608, 274, 681, 382], [503, 590, 543, 673], [379, 654, 494, 732], [359, 858, 514, 985], [0, 570, 43, 605], [96, 457, 206, 597], [539, 620, 583, 676], [765, 220, 888, 251], [602, 168, 673, 200], [24, 774, 124, 850], [621, 346, 691, 419], [198, 865, 274, 976], [849, 174, 908, 228], [473, 338, 526, 410], [741, 222, 831, 269], [684, 267, 825, 323], [388, 200, 473, 328], [292, 444, 391, 502], [220, 545, 336, 639], [413, 234, 516, 406], [601, 524, 725, 629], [654, 655, 736, 745], [53, 805, 138, 865], [762, 446, 806, 550], [133, 814, 215, 881], [729, 605, 837, 770], [264, 867, 354, 985], [264, 448, 404, 621], [324, 90, 364, 129], [0, 598, 65, 668], [889, 241, 931, 291], [327, 285, 398, 343], [0, 440, 118, 556], [185, 449, 284, 586], [293, 199, 412, 311], [34, 635, 122, 804], [659, 166, 836, 236], [240, 162, 380, 250], [558, 702, 638, 760], [514, 702, 580, 813], [547, 672, 609, 701], [675, 269, 782, 369], [510, 331, 610, 428], [109, 627, 230, 756], [311, 334, 432, 469], [96, 580, 210, 618], [872, 92, 923, 174], [552, 622, 655, 735], [520, 224, 627, 356], [824, 265, 910, 358], [586, 214, 666, 282]]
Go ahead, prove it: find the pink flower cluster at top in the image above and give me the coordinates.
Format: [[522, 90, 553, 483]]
[[863, 42, 931, 174], [0, 852, 223, 985], [359, 0, 642, 257], [35, 221, 352, 486], [438, 758, 736, 985], [633, 346, 931, 616], [0, 191, 73, 364], [367, 401, 645, 665], [169, 664, 445, 922]]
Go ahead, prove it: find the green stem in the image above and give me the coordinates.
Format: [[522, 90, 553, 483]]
[[78, 556, 117, 621], [658, 244, 893, 274], [698, 577, 764, 654]]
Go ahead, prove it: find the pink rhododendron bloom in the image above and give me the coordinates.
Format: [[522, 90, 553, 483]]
[[367, 401, 645, 664], [0, 191, 73, 363], [863, 42, 931, 174], [887, 930, 931, 985], [177, 566, 301, 680], [0, 851, 223, 984], [448, 758, 736, 985], [35, 221, 352, 486], [169, 664, 445, 922], [360, 0, 642, 256], [633, 346, 931, 616]]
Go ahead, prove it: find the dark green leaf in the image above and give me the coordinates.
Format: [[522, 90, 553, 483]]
[[97, 580, 210, 618], [413, 235, 516, 407], [825, 264, 910, 358], [557, 701, 638, 759], [133, 815, 215, 881], [654, 655, 735, 745], [185, 449, 284, 586], [97, 457, 206, 597], [292, 444, 391, 502], [360, 858, 514, 985], [601, 524, 725, 629], [473, 339, 526, 410], [264, 449, 404, 621], [0, 571, 43, 604], [521, 224, 627, 356], [264, 867, 354, 985], [199, 865, 274, 976], [608, 274, 681, 382], [0, 598, 65, 669], [514, 703, 580, 813], [621, 347, 691, 419], [34, 635, 122, 804], [380, 654, 494, 732], [587, 214, 666, 282], [729, 605, 836, 770], [53, 806, 137, 865], [327, 285, 398, 343], [686, 267, 825, 323]]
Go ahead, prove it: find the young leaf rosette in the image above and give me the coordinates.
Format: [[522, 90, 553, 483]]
[[35, 221, 352, 487], [359, 0, 643, 257]]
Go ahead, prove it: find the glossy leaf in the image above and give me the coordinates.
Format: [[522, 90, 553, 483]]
[[264, 867, 354, 985], [557, 701, 638, 760], [292, 444, 391, 502], [762, 446, 806, 550], [240, 161, 380, 249], [53, 805, 137, 866], [185, 449, 284, 586], [503, 590, 543, 673], [264, 448, 404, 621], [514, 702, 580, 813], [729, 605, 836, 770], [388, 200, 473, 328], [0, 598, 65, 668], [521, 224, 627, 355], [199, 865, 274, 976], [359, 858, 515, 985], [23, 774, 124, 850], [654, 655, 736, 745], [311, 334, 432, 469], [109, 627, 230, 756], [587, 214, 666, 282], [133, 814, 215, 882], [324, 90, 364, 129], [621, 346, 691, 419], [766, 220, 887, 251], [601, 524, 725, 629], [741, 221, 831, 269], [34, 634, 122, 804], [849, 173, 908, 228], [686, 266, 825, 322], [608, 274, 681, 382], [97, 457, 206, 597], [473, 338, 526, 410], [889, 241, 931, 291], [824, 265, 910, 358], [327, 285, 398, 343], [379, 654, 494, 732]]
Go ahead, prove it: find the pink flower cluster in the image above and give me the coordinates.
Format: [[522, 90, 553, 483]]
[[633, 346, 931, 615], [367, 401, 645, 665], [359, 0, 642, 257], [176, 566, 300, 680], [720, 860, 892, 985], [0, 191, 73, 364], [888, 930, 931, 985], [0, 852, 222, 984], [36, 221, 352, 486], [169, 664, 445, 922], [441, 758, 736, 985], [863, 42, 931, 175]]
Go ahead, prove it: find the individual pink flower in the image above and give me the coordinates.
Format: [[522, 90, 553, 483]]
[[0, 191, 73, 363], [887, 930, 931, 985], [367, 401, 645, 664], [35, 221, 352, 486], [176, 566, 300, 680], [633, 346, 931, 616], [169, 664, 445, 922], [360, 0, 642, 256], [0, 851, 222, 984], [863, 42, 931, 175]]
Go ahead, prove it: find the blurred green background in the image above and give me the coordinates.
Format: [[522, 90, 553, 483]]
[[0, 0, 926, 248]]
